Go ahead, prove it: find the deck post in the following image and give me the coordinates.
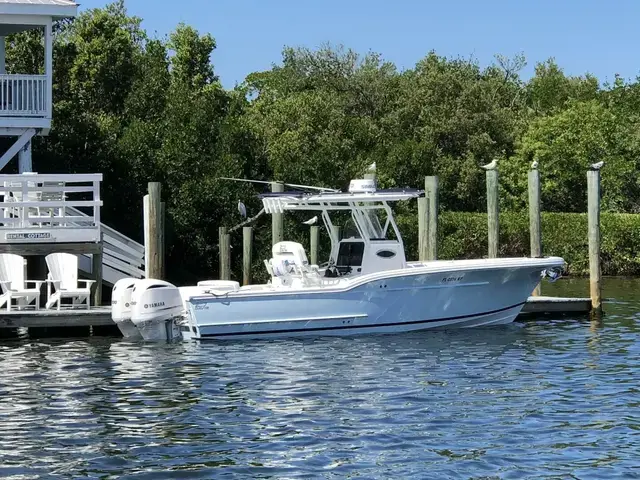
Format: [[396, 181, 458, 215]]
[[146, 183, 163, 279], [18, 141, 32, 173], [424, 176, 439, 260], [242, 226, 253, 286], [417, 197, 428, 261], [92, 238, 103, 307], [271, 182, 284, 245], [528, 168, 542, 296], [486, 169, 499, 258], [219, 226, 230, 280], [587, 169, 602, 313], [310, 225, 319, 265]]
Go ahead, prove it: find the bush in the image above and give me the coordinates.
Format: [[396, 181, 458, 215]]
[[397, 211, 640, 276]]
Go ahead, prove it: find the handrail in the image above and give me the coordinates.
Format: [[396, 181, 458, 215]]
[[0, 74, 49, 117]]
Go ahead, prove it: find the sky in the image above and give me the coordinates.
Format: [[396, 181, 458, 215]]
[[76, 0, 640, 89]]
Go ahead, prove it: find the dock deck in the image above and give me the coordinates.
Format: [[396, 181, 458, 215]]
[[0, 307, 112, 329], [0, 296, 593, 330]]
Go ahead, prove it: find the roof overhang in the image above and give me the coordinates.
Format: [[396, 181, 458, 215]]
[[0, 0, 78, 19]]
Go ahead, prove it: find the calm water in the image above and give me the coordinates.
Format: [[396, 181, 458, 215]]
[[1, 279, 639, 479]]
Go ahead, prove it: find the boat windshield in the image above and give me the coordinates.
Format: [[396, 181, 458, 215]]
[[351, 204, 387, 240]]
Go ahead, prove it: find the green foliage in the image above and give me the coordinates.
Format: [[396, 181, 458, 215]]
[[398, 211, 640, 276], [6, 3, 640, 282]]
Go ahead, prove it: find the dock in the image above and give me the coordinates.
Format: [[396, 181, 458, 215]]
[[0, 307, 112, 329], [0, 296, 593, 332]]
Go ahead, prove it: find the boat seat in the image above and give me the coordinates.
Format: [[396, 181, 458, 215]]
[[267, 241, 321, 287]]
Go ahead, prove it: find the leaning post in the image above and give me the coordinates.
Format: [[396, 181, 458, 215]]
[[528, 167, 542, 296], [587, 169, 602, 313], [486, 168, 499, 258], [271, 182, 284, 245]]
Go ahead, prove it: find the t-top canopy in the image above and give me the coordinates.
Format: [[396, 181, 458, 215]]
[[259, 188, 424, 213]]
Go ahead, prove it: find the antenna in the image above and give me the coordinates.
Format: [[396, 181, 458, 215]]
[[216, 177, 340, 193]]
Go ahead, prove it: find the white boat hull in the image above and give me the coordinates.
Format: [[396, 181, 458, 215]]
[[183, 258, 564, 340]]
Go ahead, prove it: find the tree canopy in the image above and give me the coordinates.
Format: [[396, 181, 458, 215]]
[[5, 1, 639, 281]]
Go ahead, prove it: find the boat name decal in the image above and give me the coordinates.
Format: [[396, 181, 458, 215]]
[[441, 275, 464, 283], [194, 304, 210, 310]]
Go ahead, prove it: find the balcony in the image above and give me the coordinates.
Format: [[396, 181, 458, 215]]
[[0, 74, 49, 118]]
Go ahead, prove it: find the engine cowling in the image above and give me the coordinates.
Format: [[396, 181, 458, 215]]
[[131, 279, 185, 341], [111, 277, 141, 339]]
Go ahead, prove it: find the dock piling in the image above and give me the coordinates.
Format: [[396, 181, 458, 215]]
[[418, 197, 428, 261], [242, 226, 253, 286], [219, 226, 231, 280], [587, 169, 602, 312], [486, 169, 499, 258], [271, 182, 284, 245], [92, 237, 103, 306], [145, 182, 164, 279], [528, 168, 542, 296], [424, 176, 439, 260], [310, 225, 319, 266]]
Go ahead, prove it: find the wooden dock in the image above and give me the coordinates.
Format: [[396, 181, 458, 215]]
[[0, 307, 112, 329], [519, 296, 592, 316], [0, 296, 592, 331]]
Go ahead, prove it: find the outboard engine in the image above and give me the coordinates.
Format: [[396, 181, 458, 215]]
[[131, 279, 185, 342], [111, 277, 142, 339]]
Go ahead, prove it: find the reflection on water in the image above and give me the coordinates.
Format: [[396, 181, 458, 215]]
[[0, 278, 639, 479]]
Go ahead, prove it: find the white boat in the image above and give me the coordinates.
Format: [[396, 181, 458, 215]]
[[122, 177, 565, 341]]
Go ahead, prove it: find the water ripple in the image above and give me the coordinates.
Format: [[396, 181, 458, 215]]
[[1, 285, 640, 479]]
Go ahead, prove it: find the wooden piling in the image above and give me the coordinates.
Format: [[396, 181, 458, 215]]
[[528, 169, 542, 296], [219, 226, 230, 280], [242, 226, 253, 286], [146, 182, 163, 279], [486, 169, 499, 258], [92, 238, 103, 307], [160, 202, 165, 279], [271, 182, 284, 245], [417, 197, 428, 261], [424, 176, 438, 260], [310, 225, 319, 266], [587, 169, 602, 312], [331, 225, 342, 242]]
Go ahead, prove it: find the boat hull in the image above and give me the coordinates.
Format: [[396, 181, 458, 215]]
[[184, 259, 562, 340]]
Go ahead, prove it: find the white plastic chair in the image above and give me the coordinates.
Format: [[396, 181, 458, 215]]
[[45, 252, 94, 310], [0, 253, 43, 311]]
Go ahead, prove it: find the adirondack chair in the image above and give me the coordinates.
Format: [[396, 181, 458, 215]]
[[45, 252, 94, 310], [0, 253, 43, 311]]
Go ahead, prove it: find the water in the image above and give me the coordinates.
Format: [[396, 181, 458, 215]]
[[1, 278, 639, 479]]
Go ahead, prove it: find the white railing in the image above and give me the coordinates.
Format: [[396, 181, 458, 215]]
[[0, 173, 146, 284], [0, 74, 49, 117], [70, 206, 146, 284], [0, 173, 102, 243]]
